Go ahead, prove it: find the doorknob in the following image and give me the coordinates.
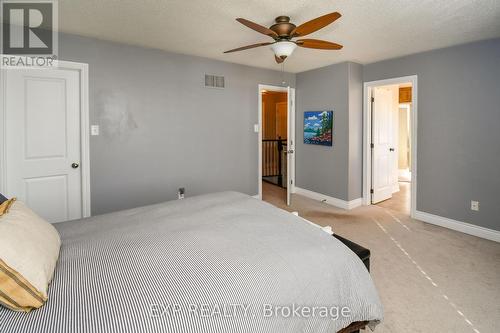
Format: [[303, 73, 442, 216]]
[[71, 163, 80, 169], [285, 149, 294, 154]]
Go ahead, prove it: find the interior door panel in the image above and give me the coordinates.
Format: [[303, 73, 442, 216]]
[[372, 87, 394, 204], [4, 68, 82, 222]]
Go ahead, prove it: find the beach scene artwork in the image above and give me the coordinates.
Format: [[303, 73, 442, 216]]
[[303, 111, 333, 146]]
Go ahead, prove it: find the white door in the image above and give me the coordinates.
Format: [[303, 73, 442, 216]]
[[390, 86, 399, 192], [286, 87, 295, 206], [3, 67, 83, 222], [371, 87, 395, 203]]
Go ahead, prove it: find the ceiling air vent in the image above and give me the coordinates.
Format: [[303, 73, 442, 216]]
[[205, 74, 225, 89]]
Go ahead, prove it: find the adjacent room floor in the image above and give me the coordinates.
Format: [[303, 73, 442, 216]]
[[262, 182, 500, 333]]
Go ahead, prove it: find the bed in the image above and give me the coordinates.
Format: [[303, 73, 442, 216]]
[[0, 192, 383, 332]]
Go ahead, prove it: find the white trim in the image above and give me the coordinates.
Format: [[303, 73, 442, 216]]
[[0, 60, 91, 218], [286, 86, 296, 204], [415, 210, 500, 243], [252, 194, 260, 199], [346, 198, 363, 210], [76, 62, 91, 218], [257, 84, 293, 202], [294, 187, 362, 210], [0, 66, 7, 194], [363, 75, 418, 218]]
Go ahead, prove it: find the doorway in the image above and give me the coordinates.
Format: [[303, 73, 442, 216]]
[[258, 84, 295, 205], [363, 76, 417, 217], [262, 91, 287, 188], [0, 61, 91, 222]]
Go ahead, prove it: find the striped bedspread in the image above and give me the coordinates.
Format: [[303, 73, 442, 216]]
[[0, 192, 383, 332]]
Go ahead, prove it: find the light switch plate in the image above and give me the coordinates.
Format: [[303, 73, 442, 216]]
[[254, 124, 259, 133], [91, 125, 99, 136]]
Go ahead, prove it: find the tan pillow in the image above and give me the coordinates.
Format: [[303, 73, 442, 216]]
[[0, 198, 16, 216], [0, 201, 61, 312]]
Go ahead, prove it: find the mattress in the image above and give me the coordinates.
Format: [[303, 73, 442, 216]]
[[0, 192, 383, 332]]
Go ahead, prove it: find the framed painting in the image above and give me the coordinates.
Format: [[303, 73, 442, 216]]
[[303, 111, 333, 146]]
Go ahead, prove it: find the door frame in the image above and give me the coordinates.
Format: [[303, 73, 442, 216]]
[[362, 75, 418, 218], [0, 60, 91, 218], [257, 84, 295, 200]]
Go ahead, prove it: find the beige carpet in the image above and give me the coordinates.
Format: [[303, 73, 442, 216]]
[[262, 182, 500, 333]]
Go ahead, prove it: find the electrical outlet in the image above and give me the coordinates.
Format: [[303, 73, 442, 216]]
[[471, 200, 479, 211], [91, 125, 99, 136], [178, 188, 185, 200]]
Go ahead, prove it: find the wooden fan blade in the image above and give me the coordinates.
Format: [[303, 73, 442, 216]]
[[296, 39, 343, 50], [224, 42, 273, 53], [275, 55, 284, 64], [236, 18, 279, 38], [291, 12, 341, 37]]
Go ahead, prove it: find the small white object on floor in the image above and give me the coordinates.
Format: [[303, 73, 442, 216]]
[[291, 211, 334, 235], [398, 168, 411, 182]]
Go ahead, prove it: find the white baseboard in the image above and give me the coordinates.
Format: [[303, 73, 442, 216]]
[[294, 187, 362, 210], [346, 198, 363, 210], [252, 194, 260, 199], [414, 210, 500, 243]]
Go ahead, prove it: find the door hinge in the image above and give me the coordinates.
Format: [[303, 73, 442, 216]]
[[370, 189, 374, 194], [370, 143, 374, 149], [290, 179, 293, 185], [371, 97, 374, 103]]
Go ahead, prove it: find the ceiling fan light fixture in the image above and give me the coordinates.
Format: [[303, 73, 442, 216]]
[[271, 41, 297, 58], [224, 12, 343, 63]]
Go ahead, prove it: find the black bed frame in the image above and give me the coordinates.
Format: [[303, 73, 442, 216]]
[[333, 234, 371, 333]]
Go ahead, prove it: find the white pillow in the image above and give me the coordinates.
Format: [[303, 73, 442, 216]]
[[0, 201, 61, 311]]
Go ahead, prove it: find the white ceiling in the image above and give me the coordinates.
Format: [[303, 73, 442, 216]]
[[60, 0, 500, 73]]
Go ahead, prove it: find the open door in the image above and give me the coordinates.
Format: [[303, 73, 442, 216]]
[[371, 87, 394, 203], [286, 87, 295, 206]]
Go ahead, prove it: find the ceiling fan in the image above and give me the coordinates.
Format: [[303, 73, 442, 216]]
[[224, 12, 343, 63]]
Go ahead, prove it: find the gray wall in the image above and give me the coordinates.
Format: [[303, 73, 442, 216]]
[[347, 63, 364, 201], [59, 34, 295, 215], [295, 61, 364, 202], [60, 33, 500, 232], [295, 62, 350, 200], [364, 38, 500, 231]]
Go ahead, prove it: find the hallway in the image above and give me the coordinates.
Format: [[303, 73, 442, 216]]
[[375, 182, 411, 215]]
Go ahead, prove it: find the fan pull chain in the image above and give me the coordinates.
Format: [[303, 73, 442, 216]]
[[281, 62, 286, 86]]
